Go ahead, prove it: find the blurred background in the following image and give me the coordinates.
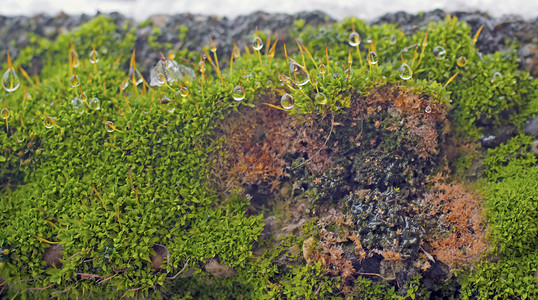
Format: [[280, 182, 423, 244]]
[[0, 0, 536, 20]]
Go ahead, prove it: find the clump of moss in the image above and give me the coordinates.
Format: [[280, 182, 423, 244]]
[[0, 11, 536, 299]]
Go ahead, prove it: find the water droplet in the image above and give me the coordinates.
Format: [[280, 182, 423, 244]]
[[89, 49, 99, 64], [255, 81, 262, 89], [69, 49, 79, 68], [289, 59, 309, 86], [368, 51, 378, 65], [366, 36, 372, 44], [233, 46, 240, 58], [319, 63, 327, 74], [79, 92, 87, 102], [128, 67, 144, 86], [69, 74, 80, 88], [281, 93, 294, 110], [89, 97, 100, 110], [279, 74, 293, 87], [425, 105, 431, 113], [198, 60, 206, 73], [433, 46, 446, 60], [252, 36, 263, 51], [232, 85, 245, 101], [210, 44, 217, 53], [399, 63, 413, 80], [1, 107, 9, 120], [2, 69, 20, 92], [457, 56, 467, 67], [314, 93, 327, 105], [71, 97, 84, 113], [492, 72, 502, 82], [120, 78, 129, 91], [177, 87, 189, 97], [161, 95, 171, 104], [390, 34, 397, 45], [348, 32, 360, 47], [104, 121, 115, 133], [43, 116, 54, 129]]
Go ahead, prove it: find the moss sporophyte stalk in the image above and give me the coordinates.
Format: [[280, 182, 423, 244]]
[[0, 13, 537, 299]]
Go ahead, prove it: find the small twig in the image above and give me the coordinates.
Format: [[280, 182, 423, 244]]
[[98, 272, 120, 284], [66, 247, 92, 261], [51, 284, 73, 295], [357, 272, 396, 281], [420, 246, 436, 262], [28, 283, 55, 291], [314, 282, 326, 295], [120, 287, 142, 299], [166, 258, 191, 280], [0, 281, 6, 295], [77, 273, 104, 280]]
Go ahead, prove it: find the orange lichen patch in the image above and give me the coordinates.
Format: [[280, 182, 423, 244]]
[[422, 179, 488, 268], [211, 92, 333, 192]]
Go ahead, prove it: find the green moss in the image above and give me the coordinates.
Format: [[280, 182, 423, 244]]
[[459, 135, 538, 299], [0, 12, 536, 298]]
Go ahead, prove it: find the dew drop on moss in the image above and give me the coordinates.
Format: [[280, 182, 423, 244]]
[[315, 93, 327, 105], [2, 69, 20, 92], [104, 121, 115, 133], [279, 74, 293, 87], [1, 107, 9, 120], [319, 63, 327, 74], [71, 97, 84, 113], [233, 46, 240, 58], [89, 49, 99, 64], [198, 60, 206, 73], [161, 95, 171, 104], [252, 36, 263, 51], [399, 63, 413, 80], [366, 35, 372, 44], [120, 78, 129, 91], [457, 56, 467, 67], [69, 49, 79, 68], [433, 46, 446, 59], [43, 116, 54, 129], [348, 32, 360, 47], [492, 72, 502, 82], [281, 93, 295, 110], [177, 87, 189, 97], [289, 59, 309, 86], [232, 85, 245, 101], [129, 67, 144, 86], [69, 74, 80, 88], [368, 51, 378, 65], [89, 97, 100, 110], [425, 105, 432, 113]]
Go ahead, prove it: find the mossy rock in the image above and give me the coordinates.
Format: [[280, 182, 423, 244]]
[[0, 12, 536, 299]]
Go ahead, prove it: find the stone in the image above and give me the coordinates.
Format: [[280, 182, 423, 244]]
[[204, 259, 237, 278], [524, 115, 538, 137]]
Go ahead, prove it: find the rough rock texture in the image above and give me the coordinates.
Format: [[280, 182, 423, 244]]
[[524, 115, 538, 137], [373, 9, 538, 76], [1, 10, 536, 76]]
